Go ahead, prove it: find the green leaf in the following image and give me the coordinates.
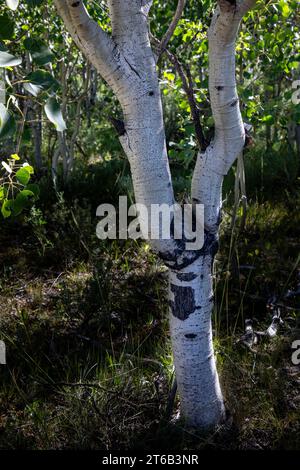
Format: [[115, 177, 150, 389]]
[[23, 82, 42, 97], [0, 14, 14, 40], [273, 44, 280, 57], [44, 97, 66, 132], [19, 189, 34, 198], [22, 163, 34, 174], [5, 0, 19, 11], [261, 115, 274, 124], [25, 70, 59, 92], [164, 71, 175, 81], [12, 189, 34, 215], [1, 199, 12, 218], [0, 51, 22, 67], [280, 0, 290, 17], [11, 198, 25, 216], [26, 183, 40, 199], [0, 104, 16, 139], [0, 187, 5, 201], [24, 38, 54, 66], [15, 167, 31, 185]]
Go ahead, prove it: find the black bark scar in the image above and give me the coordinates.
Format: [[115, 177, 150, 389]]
[[176, 272, 198, 282], [108, 116, 126, 136], [185, 333, 197, 339], [169, 284, 196, 320], [159, 219, 219, 270]]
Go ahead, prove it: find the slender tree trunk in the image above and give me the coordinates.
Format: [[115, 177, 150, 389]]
[[87, 65, 97, 126], [0, 70, 9, 159], [0, 70, 5, 106], [33, 103, 43, 171], [24, 50, 43, 170]]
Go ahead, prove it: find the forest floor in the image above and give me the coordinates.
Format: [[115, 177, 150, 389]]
[[0, 182, 299, 450]]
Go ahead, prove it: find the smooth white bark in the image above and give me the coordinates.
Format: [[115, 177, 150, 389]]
[[192, 1, 254, 230], [169, 254, 225, 428]]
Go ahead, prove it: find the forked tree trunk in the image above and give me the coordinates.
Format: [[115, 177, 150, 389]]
[[54, 0, 257, 429]]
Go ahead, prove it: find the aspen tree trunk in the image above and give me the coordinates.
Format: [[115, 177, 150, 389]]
[[25, 51, 43, 170], [0, 70, 5, 106], [54, 0, 256, 429], [32, 103, 43, 171]]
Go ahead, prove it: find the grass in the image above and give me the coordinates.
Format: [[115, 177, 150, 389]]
[[0, 176, 299, 450]]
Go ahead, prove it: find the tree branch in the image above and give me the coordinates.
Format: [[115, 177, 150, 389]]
[[159, 0, 186, 56], [218, 0, 257, 16], [53, 0, 83, 50], [167, 50, 208, 151], [54, 1, 148, 99], [151, 34, 207, 150], [207, 0, 257, 174], [64, 0, 119, 79], [191, 0, 257, 231]]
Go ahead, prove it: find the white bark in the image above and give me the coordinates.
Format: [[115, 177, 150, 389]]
[[169, 253, 225, 428], [177, 0, 255, 427], [192, 1, 254, 230], [54, 0, 257, 429], [0, 70, 5, 105]]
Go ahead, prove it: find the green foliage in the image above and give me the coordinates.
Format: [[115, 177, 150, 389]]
[[0, 1, 66, 149], [24, 38, 54, 66], [0, 13, 14, 40], [0, 0, 296, 186], [0, 154, 38, 218], [25, 70, 59, 93]]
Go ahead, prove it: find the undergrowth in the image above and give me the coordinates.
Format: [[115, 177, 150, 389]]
[[0, 166, 299, 450]]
